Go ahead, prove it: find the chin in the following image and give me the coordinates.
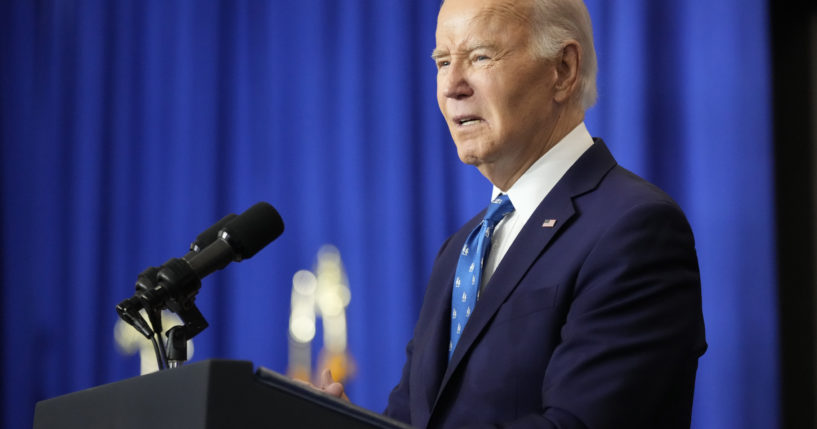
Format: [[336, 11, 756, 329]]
[[454, 139, 494, 165], [455, 149, 485, 167]]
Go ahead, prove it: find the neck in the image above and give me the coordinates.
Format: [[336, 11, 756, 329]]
[[482, 108, 584, 191]]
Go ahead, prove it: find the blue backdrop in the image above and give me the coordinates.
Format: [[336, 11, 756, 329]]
[[0, 1, 776, 428]]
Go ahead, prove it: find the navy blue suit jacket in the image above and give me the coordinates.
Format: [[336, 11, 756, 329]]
[[384, 139, 707, 428]]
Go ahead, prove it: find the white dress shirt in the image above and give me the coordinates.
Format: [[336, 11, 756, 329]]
[[481, 122, 594, 290]]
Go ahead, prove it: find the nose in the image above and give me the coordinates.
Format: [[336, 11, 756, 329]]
[[439, 62, 473, 100]]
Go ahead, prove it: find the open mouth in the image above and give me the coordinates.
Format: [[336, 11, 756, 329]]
[[453, 115, 484, 126]]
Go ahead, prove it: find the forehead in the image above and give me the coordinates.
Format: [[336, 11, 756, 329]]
[[435, 0, 534, 47]]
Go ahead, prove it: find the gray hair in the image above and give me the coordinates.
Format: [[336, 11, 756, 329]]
[[438, 0, 599, 109], [529, 0, 598, 110]]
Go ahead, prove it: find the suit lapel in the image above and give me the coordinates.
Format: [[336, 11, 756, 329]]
[[431, 139, 618, 410]]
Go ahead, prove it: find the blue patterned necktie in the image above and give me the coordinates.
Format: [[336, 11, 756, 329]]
[[449, 194, 515, 360]]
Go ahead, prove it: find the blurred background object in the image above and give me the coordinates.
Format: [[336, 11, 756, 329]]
[[288, 245, 355, 384]]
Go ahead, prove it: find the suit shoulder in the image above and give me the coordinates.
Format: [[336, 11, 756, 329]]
[[594, 165, 685, 214], [573, 165, 695, 243]]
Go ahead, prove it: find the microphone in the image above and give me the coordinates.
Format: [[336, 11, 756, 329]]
[[116, 202, 284, 368], [184, 213, 238, 258], [182, 202, 283, 281], [139, 202, 284, 315], [132, 213, 239, 296], [120, 212, 241, 339]]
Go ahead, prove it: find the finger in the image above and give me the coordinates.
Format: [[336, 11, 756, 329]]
[[320, 368, 334, 388], [324, 381, 344, 398]]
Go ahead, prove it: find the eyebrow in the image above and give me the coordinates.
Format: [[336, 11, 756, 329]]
[[431, 43, 497, 61], [430, 48, 448, 61]]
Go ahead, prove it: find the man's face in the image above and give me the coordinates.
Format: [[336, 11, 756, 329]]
[[434, 0, 560, 183]]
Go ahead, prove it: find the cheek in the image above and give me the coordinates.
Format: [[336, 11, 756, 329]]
[[436, 73, 449, 110], [436, 89, 447, 117], [478, 81, 510, 117]]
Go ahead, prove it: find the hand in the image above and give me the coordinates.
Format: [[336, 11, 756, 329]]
[[318, 368, 350, 401], [292, 369, 350, 402]]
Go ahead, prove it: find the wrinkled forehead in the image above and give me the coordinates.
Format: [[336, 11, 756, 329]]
[[472, 0, 535, 27], [435, 0, 535, 44]]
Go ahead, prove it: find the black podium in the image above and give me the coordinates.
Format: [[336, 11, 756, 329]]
[[33, 359, 412, 428]]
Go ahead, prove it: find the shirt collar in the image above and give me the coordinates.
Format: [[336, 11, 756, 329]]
[[492, 122, 594, 219]]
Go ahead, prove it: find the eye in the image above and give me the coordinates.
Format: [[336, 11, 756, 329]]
[[436, 60, 450, 69], [471, 54, 491, 64]]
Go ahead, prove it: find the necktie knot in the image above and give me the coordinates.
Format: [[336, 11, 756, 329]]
[[483, 194, 515, 226]]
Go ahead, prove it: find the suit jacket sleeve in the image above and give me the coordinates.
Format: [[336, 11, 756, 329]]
[[384, 234, 458, 425], [384, 337, 413, 424]]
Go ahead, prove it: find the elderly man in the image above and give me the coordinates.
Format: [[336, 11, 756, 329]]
[[323, 0, 706, 427]]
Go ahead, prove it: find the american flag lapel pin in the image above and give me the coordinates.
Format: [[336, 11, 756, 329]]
[[542, 219, 557, 228]]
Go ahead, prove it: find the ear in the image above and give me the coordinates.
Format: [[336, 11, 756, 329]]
[[553, 41, 581, 104]]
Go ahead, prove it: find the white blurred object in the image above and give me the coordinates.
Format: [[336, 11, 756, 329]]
[[315, 245, 351, 355], [287, 245, 355, 382]]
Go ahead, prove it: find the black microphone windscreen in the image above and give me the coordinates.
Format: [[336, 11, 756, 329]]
[[220, 202, 284, 259], [190, 213, 237, 252]]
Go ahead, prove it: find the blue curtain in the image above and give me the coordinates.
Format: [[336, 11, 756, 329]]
[[0, 1, 776, 428]]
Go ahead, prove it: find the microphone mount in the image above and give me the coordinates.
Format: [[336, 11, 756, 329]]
[[116, 258, 209, 370]]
